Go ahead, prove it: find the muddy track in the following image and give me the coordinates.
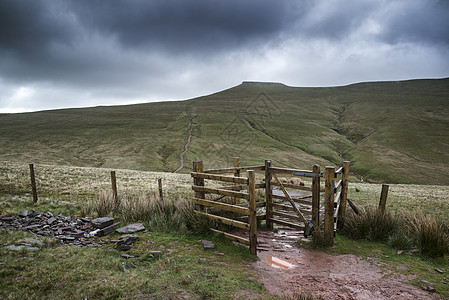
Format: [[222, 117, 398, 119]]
[[174, 116, 193, 173], [250, 231, 438, 300]]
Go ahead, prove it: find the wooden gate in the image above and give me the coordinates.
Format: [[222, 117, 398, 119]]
[[191, 159, 350, 254]]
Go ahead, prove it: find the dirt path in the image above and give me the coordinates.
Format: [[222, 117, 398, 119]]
[[174, 116, 193, 173], [252, 231, 439, 300]]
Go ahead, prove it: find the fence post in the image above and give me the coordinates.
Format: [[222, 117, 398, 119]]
[[233, 157, 240, 205], [264, 160, 273, 230], [193, 160, 205, 211], [311, 164, 320, 229], [158, 178, 163, 202], [379, 184, 389, 212], [337, 161, 350, 229], [324, 166, 335, 246], [111, 171, 119, 207], [248, 170, 257, 255], [29, 163, 38, 203]]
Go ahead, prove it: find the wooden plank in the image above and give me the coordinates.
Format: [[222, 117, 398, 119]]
[[195, 211, 250, 230], [204, 165, 265, 174], [248, 170, 257, 256], [269, 167, 316, 177], [193, 160, 205, 212], [209, 228, 250, 245], [335, 191, 342, 206], [324, 166, 336, 246], [270, 181, 313, 192], [218, 183, 265, 191], [192, 186, 250, 200], [270, 218, 305, 230], [192, 198, 250, 215], [111, 171, 118, 206], [158, 178, 163, 202], [334, 179, 342, 191], [335, 167, 343, 174], [265, 160, 273, 230], [271, 210, 304, 222], [271, 202, 312, 215], [337, 161, 351, 229], [191, 172, 248, 184], [379, 183, 389, 212], [29, 163, 38, 203], [237, 215, 266, 222], [312, 164, 321, 229], [233, 157, 241, 205], [270, 194, 312, 206]]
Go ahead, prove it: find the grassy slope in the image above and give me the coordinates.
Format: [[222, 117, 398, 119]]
[[0, 78, 448, 184]]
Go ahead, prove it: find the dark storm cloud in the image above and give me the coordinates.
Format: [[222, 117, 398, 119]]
[[0, 0, 448, 113]]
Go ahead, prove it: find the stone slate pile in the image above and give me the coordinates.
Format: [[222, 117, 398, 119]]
[[0, 210, 122, 247]]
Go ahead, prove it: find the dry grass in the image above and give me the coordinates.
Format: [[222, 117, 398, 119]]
[[82, 190, 208, 233], [343, 207, 449, 257]]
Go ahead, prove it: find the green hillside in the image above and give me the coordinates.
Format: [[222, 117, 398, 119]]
[[1, 78, 448, 184]]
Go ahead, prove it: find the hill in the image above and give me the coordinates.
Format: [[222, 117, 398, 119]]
[[0, 78, 448, 184]]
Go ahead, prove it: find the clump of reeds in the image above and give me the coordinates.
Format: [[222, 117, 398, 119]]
[[342, 207, 449, 257], [82, 190, 209, 234]]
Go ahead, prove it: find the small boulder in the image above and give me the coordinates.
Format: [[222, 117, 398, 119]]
[[116, 234, 140, 251], [19, 210, 28, 217], [201, 240, 216, 250], [91, 217, 115, 229], [116, 223, 145, 234]]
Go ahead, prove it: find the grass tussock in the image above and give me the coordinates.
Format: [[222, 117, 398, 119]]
[[342, 207, 449, 257], [82, 190, 208, 234]]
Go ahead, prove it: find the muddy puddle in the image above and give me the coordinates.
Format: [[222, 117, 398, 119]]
[[251, 231, 439, 300]]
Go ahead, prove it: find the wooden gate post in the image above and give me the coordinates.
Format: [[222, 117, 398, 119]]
[[311, 164, 320, 229], [248, 170, 257, 255], [111, 171, 119, 207], [193, 160, 205, 211], [324, 166, 336, 246], [337, 161, 350, 229], [264, 160, 273, 230], [158, 178, 163, 202], [29, 163, 38, 203], [379, 184, 389, 212], [233, 157, 240, 205]]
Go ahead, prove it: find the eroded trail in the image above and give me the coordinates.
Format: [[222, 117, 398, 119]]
[[174, 116, 193, 173], [252, 231, 438, 300]]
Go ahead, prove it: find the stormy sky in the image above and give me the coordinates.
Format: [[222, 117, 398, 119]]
[[1, 0, 448, 113]]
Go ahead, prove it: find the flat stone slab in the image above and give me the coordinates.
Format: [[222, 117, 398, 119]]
[[116, 223, 145, 234], [6, 245, 39, 251], [91, 217, 115, 229], [201, 240, 216, 250]]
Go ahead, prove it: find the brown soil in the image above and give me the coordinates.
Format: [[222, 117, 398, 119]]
[[252, 231, 440, 300]]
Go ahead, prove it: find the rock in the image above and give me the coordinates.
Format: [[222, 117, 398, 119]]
[[397, 250, 403, 255], [97, 222, 120, 237], [6, 245, 39, 251], [44, 212, 54, 218], [121, 253, 135, 259], [421, 285, 436, 293], [25, 238, 45, 246], [57, 235, 76, 241], [116, 234, 140, 251], [397, 265, 409, 271], [47, 217, 57, 225], [201, 240, 216, 250], [435, 268, 445, 274], [116, 223, 145, 234], [149, 250, 162, 257], [419, 280, 433, 286], [19, 210, 28, 217], [91, 217, 115, 229]]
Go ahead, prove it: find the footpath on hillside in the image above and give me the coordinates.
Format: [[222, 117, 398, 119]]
[[174, 116, 194, 173]]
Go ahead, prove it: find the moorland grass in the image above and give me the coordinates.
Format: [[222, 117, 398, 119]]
[[1, 78, 448, 184], [342, 207, 449, 257]]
